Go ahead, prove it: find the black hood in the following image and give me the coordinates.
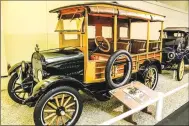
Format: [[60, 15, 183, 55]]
[[39, 48, 84, 64]]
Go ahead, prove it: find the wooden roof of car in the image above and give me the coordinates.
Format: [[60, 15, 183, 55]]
[[163, 27, 189, 33], [49, 2, 165, 19]]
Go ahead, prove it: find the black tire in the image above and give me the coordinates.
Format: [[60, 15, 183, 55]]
[[105, 50, 132, 89], [34, 86, 83, 126], [143, 65, 158, 90], [8, 73, 27, 104], [177, 59, 185, 81]]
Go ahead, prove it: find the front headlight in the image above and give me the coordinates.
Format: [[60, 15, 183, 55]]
[[168, 52, 175, 60], [37, 70, 43, 81]]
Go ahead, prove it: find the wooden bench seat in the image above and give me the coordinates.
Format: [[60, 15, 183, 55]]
[[131, 40, 146, 54]]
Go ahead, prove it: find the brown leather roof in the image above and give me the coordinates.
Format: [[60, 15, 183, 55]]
[[49, 2, 165, 17]]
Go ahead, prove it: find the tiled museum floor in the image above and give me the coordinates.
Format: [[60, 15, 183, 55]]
[[1, 68, 188, 125]]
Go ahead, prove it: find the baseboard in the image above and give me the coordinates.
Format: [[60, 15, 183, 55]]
[[1, 76, 8, 78]]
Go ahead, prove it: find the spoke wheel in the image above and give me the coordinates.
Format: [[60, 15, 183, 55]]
[[8, 73, 30, 104], [177, 59, 185, 81], [34, 86, 83, 126], [144, 65, 158, 90]]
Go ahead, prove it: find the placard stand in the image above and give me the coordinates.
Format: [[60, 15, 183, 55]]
[[109, 81, 160, 125], [122, 106, 152, 125]]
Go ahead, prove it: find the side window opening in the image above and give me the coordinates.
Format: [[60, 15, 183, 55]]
[[88, 25, 96, 39], [120, 27, 128, 38], [102, 26, 112, 38]]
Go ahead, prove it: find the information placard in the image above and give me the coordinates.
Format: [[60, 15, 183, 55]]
[[109, 81, 159, 109]]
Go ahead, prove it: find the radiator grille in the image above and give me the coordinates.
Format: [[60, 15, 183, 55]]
[[31, 52, 43, 81]]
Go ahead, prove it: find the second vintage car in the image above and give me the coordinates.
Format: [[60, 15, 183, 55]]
[[161, 27, 189, 81]]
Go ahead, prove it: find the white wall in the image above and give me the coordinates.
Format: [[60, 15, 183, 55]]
[[1, 1, 188, 69], [121, 1, 188, 27], [118, 1, 188, 40], [159, 1, 188, 12], [1, 1, 8, 76]]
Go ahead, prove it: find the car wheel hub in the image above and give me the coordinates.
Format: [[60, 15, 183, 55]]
[[56, 107, 65, 116]]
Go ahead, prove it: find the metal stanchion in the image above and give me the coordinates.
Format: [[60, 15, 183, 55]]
[[100, 83, 188, 125], [173, 70, 176, 80], [155, 92, 164, 121]]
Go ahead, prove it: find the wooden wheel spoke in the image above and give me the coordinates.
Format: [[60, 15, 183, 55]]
[[56, 116, 60, 125], [13, 86, 22, 92], [148, 82, 151, 88], [44, 113, 56, 121], [44, 109, 56, 113], [145, 80, 149, 84], [66, 109, 75, 112], [16, 92, 22, 96], [47, 102, 57, 110], [65, 113, 72, 119], [18, 92, 24, 97], [63, 96, 71, 107], [147, 71, 151, 77], [14, 90, 25, 93], [145, 81, 149, 85], [149, 69, 153, 76], [61, 94, 65, 106], [26, 93, 29, 98], [65, 102, 75, 109], [145, 81, 150, 87], [61, 116, 65, 125], [55, 96, 60, 107], [149, 81, 153, 87], [22, 93, 26, 99], [145, 78, 150, 81], [147, 73, 150, 78], [145, 75, 150, 81], [151, 76, 155, 81], [48, 115, 57, 125], [15, 83, 21, 85]]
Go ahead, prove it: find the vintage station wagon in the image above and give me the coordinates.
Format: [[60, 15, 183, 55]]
[[7, 2, 165, 125]]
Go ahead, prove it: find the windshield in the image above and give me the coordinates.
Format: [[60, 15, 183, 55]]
[[56, 17, 84, 32], [55, 16, 84, 48], [163, 31, 184, 39]]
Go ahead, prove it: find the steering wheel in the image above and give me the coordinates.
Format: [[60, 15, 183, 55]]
[[95, 36, 111, 53]]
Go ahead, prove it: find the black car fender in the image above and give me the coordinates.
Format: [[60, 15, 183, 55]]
[[32, 75, 85, 96], [8, 62, 22, 75], [174, 53, 185, 64], [138, 59, 162, 77], [8, 61, 31, 75]]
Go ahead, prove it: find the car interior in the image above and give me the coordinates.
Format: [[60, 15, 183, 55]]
[[55, 13, 161, 66], [87, 15, 159, 61]]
